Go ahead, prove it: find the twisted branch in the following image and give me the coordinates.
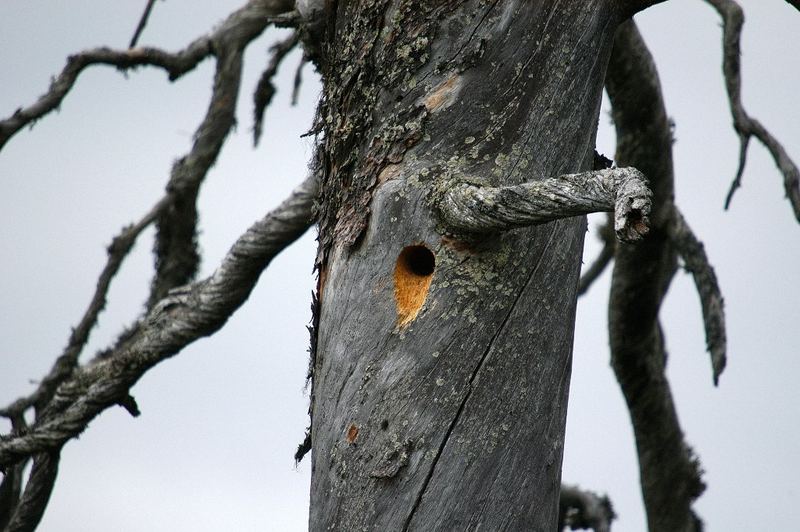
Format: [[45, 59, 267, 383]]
[[0, 197, 171, 419], [0, 174, 318, 468], [437, 167, 652, 243], [3, 452, 60, 532]]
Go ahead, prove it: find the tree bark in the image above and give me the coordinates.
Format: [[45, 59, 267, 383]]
[[310, 2, 626, 529]]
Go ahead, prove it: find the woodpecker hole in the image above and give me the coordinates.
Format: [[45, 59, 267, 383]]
[[394, 245, 435, 326]]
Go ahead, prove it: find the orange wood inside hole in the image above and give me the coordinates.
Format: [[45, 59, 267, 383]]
[[394, 245, 435, 327]]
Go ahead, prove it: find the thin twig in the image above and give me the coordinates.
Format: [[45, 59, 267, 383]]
[[0, 174, 318, 468], [705, 0, 800, 221], [291, 52, 308, 106], [577, 216, 615, 296], [668, 208, 727, 385], [253, 32, 300, 146], [129, 0, 159, 48]]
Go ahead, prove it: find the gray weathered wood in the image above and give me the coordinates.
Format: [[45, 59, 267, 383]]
[[436, 167, 651, 242], [310, 2, 628, 529]]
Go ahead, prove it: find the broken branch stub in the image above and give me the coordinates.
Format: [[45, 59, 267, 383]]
[[436, 167, 652, 243]]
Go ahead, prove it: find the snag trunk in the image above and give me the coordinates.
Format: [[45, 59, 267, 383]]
[[310, 2, 622, 529]]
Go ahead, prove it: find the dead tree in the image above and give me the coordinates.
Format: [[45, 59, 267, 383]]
[[1, 0, 797, 531]]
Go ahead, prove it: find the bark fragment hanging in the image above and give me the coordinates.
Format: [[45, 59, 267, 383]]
[[393, 245, 435, 327]]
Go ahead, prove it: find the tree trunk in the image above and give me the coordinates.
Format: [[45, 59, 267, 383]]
[[310, 2, 625, 529]]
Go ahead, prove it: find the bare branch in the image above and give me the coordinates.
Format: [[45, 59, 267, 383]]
[[291, 53, 308, 106], [558, 485, 615, 532], [2, 0, 295, 418], [705, 0, 800, 221], [0, 416, 27, 528], [578, 216, 615, 296], [253, 32, 301, 146], [0, 174, 318, 468], [668, 208, 727, 384], [606, 20, 706, 531], [437, 168, 652, 242], [0, 461, 25, 529], [4, 452, 60, 532], [146, 0, 297, 308], [129, 0, 159, 48], [0, 0, 297, 152], [0, 197, 171, 419], [0, 47, 205, 151]]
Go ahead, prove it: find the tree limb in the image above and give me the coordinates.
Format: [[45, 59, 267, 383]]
[[668, 208, 727, 384], [606, 20, 707, 532], [558, 485, 615, 532], [1, 0, 298, 423], [0, 197, 171, 419], [3, 452, 60, 532], [0, 174, 318, 468], [145, 0, 296, 309], [253, 32, 300, 146], [704, 0, 800, 221], [436, 168, 652, 242], [0, 0, 296, 152], [0, 416, 27, 529]]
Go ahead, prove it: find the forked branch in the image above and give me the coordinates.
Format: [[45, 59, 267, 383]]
[[0, 197, 172, 419], [705, 0, 800, 221], [0, 174, 317, 468], [0, 0, 296, 152]]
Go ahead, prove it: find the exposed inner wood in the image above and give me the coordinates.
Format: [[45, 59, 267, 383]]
[[394, 245, 435, 326]]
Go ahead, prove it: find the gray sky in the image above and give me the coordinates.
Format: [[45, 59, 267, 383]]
[[0, 1, 798, 531]]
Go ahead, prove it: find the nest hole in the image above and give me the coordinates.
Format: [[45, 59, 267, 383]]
[[394, 245, 435, 326]]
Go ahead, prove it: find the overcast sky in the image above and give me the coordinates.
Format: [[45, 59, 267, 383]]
[[0, 1, 798, 531]]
